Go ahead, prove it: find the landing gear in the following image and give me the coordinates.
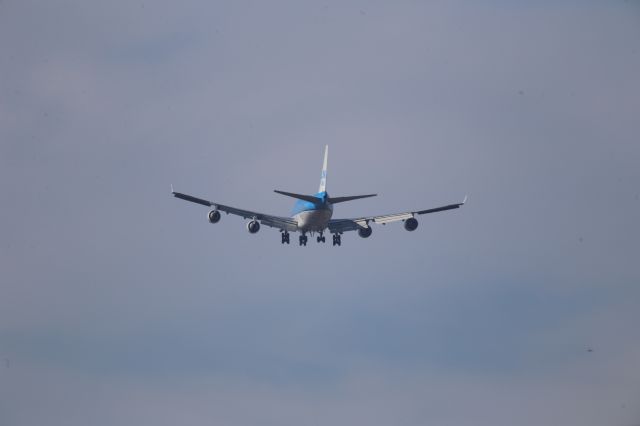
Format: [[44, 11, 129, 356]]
[[332, 233, 342, 246], [316, 232, 326, 243], [281, 231, 290, 244], [299, 233, 308, 246]]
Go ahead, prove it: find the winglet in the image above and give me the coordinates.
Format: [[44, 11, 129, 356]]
[[462, 195, 468, 205], [171, 184, 175, 194]]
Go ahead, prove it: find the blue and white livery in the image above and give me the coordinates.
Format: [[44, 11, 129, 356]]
[[172, 146, 466, 246]]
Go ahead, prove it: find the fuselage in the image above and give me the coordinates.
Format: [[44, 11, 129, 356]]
[[291, 191, 333, 232]]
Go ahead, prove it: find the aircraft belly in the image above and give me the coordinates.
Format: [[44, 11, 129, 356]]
[[294, 209, 332, 232]]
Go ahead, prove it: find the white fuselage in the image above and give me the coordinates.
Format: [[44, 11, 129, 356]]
[[293, 208, 333, 232]]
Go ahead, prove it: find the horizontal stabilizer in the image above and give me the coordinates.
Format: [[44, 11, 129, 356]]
[[328, 194, 377, 204], [274, 190, 321, 204]]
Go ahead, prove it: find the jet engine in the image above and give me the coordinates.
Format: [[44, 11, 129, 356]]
[[358, 227, 373, 238], [404, 217, 418, 231], [208, 210, 221, 223], [246, 220, 260, 234]]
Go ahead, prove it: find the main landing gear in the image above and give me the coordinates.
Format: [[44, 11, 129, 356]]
[[282, 231, 340, 247], [281, 231, 290, 244]]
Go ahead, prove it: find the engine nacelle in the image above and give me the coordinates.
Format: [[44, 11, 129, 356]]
[[404, 217, 418, 231], [246, 220, 260, 234], [358, 226, 373, 238], [208, 210, 221, 223]]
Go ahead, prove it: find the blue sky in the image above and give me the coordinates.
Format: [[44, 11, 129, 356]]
[[1, 1, 639, 425]]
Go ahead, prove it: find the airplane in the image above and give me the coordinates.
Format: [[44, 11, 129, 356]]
[[172, 146, 466, 246]]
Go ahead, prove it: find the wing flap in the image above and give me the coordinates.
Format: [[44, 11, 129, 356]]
[[221, 205, 262, 220], [372, 212, 414, 224], [260, 216, 299, 232], [327, 219, 362, 233]]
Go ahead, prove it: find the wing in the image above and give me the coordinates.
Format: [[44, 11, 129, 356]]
[[328, 196, 467, 233], [172, 189, 298, 232]]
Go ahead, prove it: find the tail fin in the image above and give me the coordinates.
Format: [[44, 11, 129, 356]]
[[318, 145, 328, 193]]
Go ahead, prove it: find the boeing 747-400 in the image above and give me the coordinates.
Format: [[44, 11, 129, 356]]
[[172, 146, 465, 246]]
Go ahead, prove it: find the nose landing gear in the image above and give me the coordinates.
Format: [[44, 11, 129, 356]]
[[316, 232, 326, 243], [299, 233, 308, 246]]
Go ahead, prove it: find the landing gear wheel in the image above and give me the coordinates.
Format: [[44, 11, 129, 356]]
[[281, 232, 290, 244], [332, 234, 341, 246], [299, 234, 308, 246]]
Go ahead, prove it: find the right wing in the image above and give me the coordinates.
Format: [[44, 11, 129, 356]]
[[328, 196, 467, 233], [172, 189, 298, 232]]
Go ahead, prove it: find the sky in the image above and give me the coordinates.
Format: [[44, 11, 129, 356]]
[[1, 1, 639, 425]]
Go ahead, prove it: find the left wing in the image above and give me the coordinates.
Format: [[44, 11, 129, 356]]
[[172, 189, 298, 232], [328, 197, 467, 233]]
